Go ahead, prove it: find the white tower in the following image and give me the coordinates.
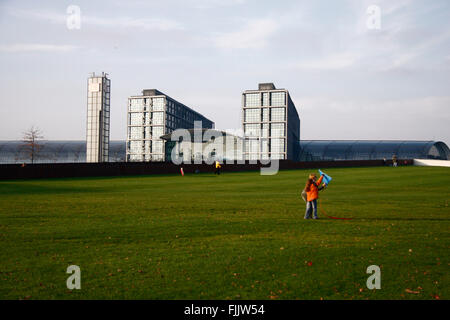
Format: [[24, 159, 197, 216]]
[[86, 72, 110, 162]]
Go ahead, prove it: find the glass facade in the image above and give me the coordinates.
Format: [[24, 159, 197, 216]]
[[242, 85, 300, 161], [298, 140, 450, 161], [86, 73, 110, 162], [1, 140, 448, 164], [126, 90, 214, 162], [0, 141, 125, 164]]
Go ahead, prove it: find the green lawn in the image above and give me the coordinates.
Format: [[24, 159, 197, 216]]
[[0, 166, 448, 300]]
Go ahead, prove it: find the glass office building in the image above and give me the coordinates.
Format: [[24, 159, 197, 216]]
[[86, 72, 110, 162], [126, 89, 214, 162], [242, 83, 300, 161]]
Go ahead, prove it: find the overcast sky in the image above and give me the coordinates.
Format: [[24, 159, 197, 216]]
[[0, 0, 449, 144]]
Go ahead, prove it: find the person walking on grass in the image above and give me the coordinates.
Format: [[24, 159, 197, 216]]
[[304, 173, 325, 220], [392, 154, 398, 167], [215, 160, 222, 175]]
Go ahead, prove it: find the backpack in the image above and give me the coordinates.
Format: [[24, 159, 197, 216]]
[[301, 189, 307, 202]]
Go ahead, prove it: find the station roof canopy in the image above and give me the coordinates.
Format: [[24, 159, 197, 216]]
[[299, 140, 450, 161]]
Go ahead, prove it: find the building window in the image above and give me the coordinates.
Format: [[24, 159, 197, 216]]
[[129, 113, 143, 126], [262, 108, 269, 122], [245, 93, 260, 107], [129, 127, 143, 140], [152, 154, 164, 161], [261, 138, 269, 153], [244, 108, 260, 123], [271, 153, 285, 160], [152, 112, 164, 125], [270, 138, 285, 153], [246, 139, 260, 153], [152, 126, 164, 139], [130, 98, 144, 112], [129, 141, 143, 154], [144, 141, 151, 153], [262, 123, 269, 138], [271, 92, 285, 106], [271, 108, 285, 122], [153, 98, 165, 111], [244, 124, 261, 137], [145, 127, 152, 139], [262, 93, 269, 106], [144, 112, 151, 125], [152, 141, 164, 153], [270, 123, 285, 137], [130, 154, 143, 161]]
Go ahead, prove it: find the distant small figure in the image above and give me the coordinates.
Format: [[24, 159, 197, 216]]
[[21, 163, 26, 168], [383, 158, 387, 166], [392, 154, 398, 167], [215, 160, 222, 175]]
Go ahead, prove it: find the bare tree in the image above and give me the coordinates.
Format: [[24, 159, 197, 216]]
[[21, 126, 44, 164]]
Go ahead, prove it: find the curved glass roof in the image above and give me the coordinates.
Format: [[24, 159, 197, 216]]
[[1, 140, 449, 163], [0, 141, 126, 164], [299, 140, 450, 161]]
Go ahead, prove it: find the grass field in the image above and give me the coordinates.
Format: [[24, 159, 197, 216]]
[[0, 166, 448, 300]]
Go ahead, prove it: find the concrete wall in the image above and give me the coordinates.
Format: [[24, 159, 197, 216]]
[[0, 159, 413, 180]]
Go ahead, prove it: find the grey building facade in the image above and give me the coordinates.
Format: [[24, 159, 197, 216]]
[[126, 89, 214, 162], [86, 72, 110, 162], [242, 83, 300, 161]]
